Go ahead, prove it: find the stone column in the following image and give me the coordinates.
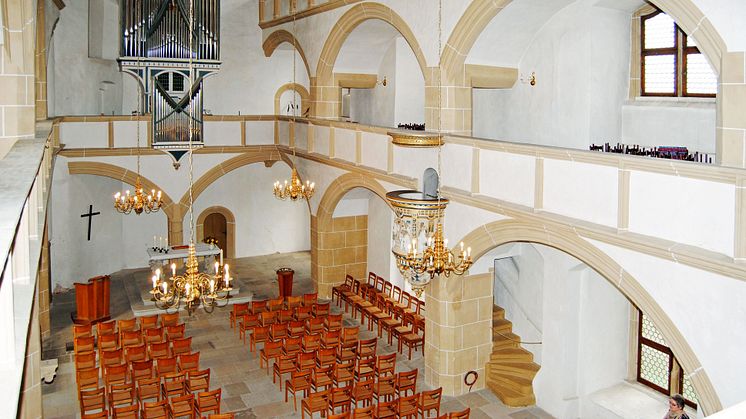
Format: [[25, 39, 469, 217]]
[[34, 0, 48, 121], [424, 272, 493, 396], [313, 215, 367, 298], [424, 66, 473, 136], [718, 52, 746, 168]]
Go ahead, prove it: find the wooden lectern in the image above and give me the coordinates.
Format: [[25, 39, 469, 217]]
[[71, 275, 111, 325]]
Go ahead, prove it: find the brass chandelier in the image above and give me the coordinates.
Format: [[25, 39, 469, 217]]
[[273, 167, 315, 201], [150, 0, 231, 313], [399, 223, 472, 279]]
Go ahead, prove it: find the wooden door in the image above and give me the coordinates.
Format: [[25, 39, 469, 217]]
[[204, 212, 228, 257]]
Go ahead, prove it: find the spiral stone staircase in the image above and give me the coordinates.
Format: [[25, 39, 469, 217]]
[[485, 305, 540, 406]]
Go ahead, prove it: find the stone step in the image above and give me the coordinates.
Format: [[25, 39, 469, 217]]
[[490, 347, 534, 362], [487, 361, 541, 378], [486, 371, 535, 393], [486, 380, 536, 407], [492, 318, 513, 333], [492, 305, 505, 320], [492, 332, 521, 350]]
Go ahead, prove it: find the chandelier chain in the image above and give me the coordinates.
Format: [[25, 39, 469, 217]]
[[187, 0, 196, 245]]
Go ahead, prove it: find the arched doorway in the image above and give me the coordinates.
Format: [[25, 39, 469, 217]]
[[196, 206, 236, 260]]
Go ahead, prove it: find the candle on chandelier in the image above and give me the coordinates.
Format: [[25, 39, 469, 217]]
[[210, 279, 215, 294], [215, 261, 219, 274], [171, 262, 176, 276], [152, 275, 157, 289], [153, 235, 157, 247], [155, 268, 161, 279], [220, 250, 223, 266], [224, 264, 230, 287], [162, 282, 167, 294]]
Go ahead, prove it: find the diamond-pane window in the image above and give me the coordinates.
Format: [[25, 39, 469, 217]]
[[683, 375, 699, 406], [640, 344, 671, 390]]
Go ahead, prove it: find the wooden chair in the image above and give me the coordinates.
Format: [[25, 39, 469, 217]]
[[373, 374, 396, 404], [273, 355, 297, 389], [165, 323, 185, 340], [186, 368, 210, 394], [342, 326, 360, 345], [171, 337, 193, 356], [104, 363, 129, 388], [332, 275, 354, 307], [350, 378, 374, 409], [131, 359, 154, 382], [76, 367, 100, 393], [279, 308, 295, 323], [170, 393, 196, 419], [448, 408, 471, 418], [352, 405, 375, 419], [295, 305, 313, 322], [260, 311, 278, 327], [417, 387, 443, 419], [329, 412, 351, 419], [310, 364, 333, 392], [305, 316, 325, 335], [375, 353, 396, 377], [301, 389, 330, 419], [302, 333, 322, 352], [354, 357, 375, 382], [288, 320, 306, 338], [98, 333, 120, 357], [178, 352, 200, 372], [375, 399, 397, 419], [238, 313, 260, 345], [125, 344, 148, 363], [368, 295, 391, 335], [397, 393, 419, 419], [285, 369, 312, 411], [337, 339, 357, 364], [379, 306, 402, 345], [296, 351, 316, 372], [136, 376, 161, 404], [118, 318, 139, 339], [82, 409, 109, 418], [208, 414, 235, 419], [195, 389, 221, 417], [74, 336, 96, 354], [395, 369, 418, 397], [79, 387, 106, 416], [283, 336, 303, 357], [229, 302, 250, 333], [321, 329, 341, 349], [260, 340, 284, 373], [121, 330, 143, 348], [161, 312, 180, 327], [74, 323, 93, 340], [268, 297, 284, 312], [399, 317, 425, 360], [315, 347, 337, 369], [269, 322, 288, 341], [302, 293, 318, 307], [101, 348, 125, 374], [374, 276, 385, 294], [249, 326, 270, 355], [141, 399, 170, 419], [286, 295, 303, 310], [324, 313, 343, 332], [341, 280, 361, 313], [161, 371, 188, 400], [149, 341, 171, 360], [75, 350, 97, 372], [328, 385, 352, 415], [139, 314, 159, 330], [112, 403, 139, 419], [251, 299, 268, 315], [156, 357, 178, 376], [331, 362, 355, 388], [108, 382, 137, 415], [144, 326, 164, 345], [96, 320, 117, 337], [312, 302, 330, 318], [357, 338, 377, 360]]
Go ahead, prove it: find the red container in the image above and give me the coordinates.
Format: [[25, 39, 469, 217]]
[[276, 268, 295, 297]]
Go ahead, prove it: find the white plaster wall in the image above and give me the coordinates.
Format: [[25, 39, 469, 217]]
[[50, 0, 123, 116], [366, 194, 395, 283], [472, 3, 630, 150], [621, 102, 716, 154], [349, 38, 396, 127], [394, 37, 425, 125], [186, 162, 310, 257]]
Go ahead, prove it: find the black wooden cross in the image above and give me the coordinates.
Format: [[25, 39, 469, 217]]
[[81, 204, 100, 241]]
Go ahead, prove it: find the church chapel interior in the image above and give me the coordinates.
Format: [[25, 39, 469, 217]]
[[3, 0, 746, 418]]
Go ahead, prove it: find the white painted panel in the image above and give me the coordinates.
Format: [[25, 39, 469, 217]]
[[245, 121, 275, 145], [334, 128, 356, 163], [277, 121, 290, 146], [314, 126, 330, 156], [621, 103, 716, 154], [204, 121, 241, 146], [628, 171, 735, 256], [441, 143, 472, 192], [294, 123, 308, 151], [113, 121, 148, 148], [392, 146, 438, 184], [60, 122, 108, 148], [360, 132, 388, 171], [479, 150, 535, 208], [543, 159, 618, 227]]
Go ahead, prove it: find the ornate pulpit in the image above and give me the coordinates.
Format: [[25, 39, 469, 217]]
[[72, 275, 111, 324]]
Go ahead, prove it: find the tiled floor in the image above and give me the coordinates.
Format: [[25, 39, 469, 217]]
[[41, 251, 553, 418]]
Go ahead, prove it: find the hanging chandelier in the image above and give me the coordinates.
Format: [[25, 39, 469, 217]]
[[150, 246, 232, 312], [273, 167, 315, 201], [114, 176, 163, 214], [150, 0, 231, 313]]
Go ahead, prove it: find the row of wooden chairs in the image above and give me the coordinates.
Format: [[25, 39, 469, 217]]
[[74, 314, 181, 341], [335, 273, 424, 319], [300, 387, 443, 419], [228, 293, 320, 330], [79, 385, 222, 418], [233, 301, 331, 337], [240, 311, 345, 345], [305, 407, 469, 419], [74, 326, 188, 361], [74, 338, 195, 378], [249, 322, 361, 355]]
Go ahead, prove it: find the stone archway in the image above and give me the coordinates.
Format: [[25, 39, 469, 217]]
[[312, 172, 392, 297], [451, 218, 722, 415], [311, 2, 428, 119], [262, 29, 312, 82], [196, 206, 236, 260], [274, 83, 310, 116]]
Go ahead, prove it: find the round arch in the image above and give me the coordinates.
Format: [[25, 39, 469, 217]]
[[274, 83, 310, 115], [456, 218, 722, 414], [442, 0, 724, 78], [263, 29, 312, 82], [315, 2, 428, 85], [196, 206, 236, 259], [315, 172, 392, 233]]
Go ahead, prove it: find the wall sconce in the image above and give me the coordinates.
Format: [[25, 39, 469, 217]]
[[520, 72, 536, 86], [377, 76, 387, 87]]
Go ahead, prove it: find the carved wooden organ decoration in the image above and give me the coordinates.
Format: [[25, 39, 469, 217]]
[[119, 0, 221, 160]]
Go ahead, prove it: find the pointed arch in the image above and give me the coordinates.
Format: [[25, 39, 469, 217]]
[[263, 29, 312, 82], [457, 218, 722, 415]]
